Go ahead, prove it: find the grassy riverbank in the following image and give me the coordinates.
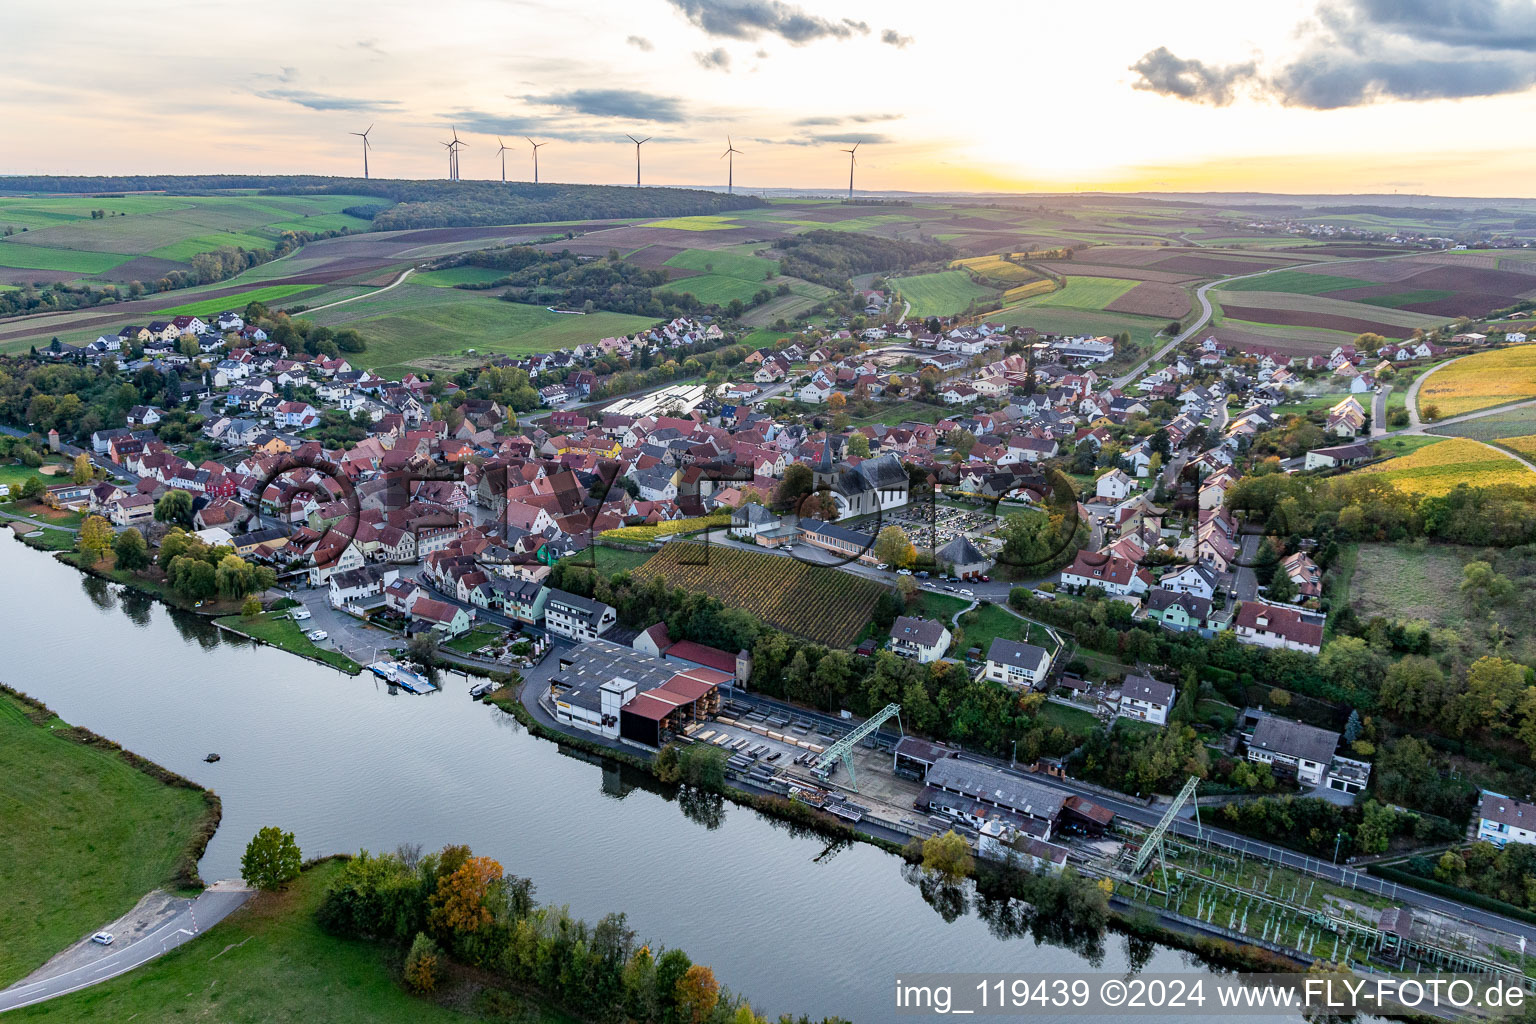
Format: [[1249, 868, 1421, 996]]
[[0, 686, 218, 988], [215, 611, 363, 674], [7, 860, 574, 1023]]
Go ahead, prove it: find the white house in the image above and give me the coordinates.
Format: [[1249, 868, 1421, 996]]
[[1095, 468, 1135, 502], [1477, 792, 1536, 849], [544, 589, 617, 642], [889, 615, 951, 663], [1160, 564, 1217, 601], [981, 638, 1052, 689], [1234, 601, 1323, 655], [1118, 674, 1175, 726], [1246, 714, 1339, 787]]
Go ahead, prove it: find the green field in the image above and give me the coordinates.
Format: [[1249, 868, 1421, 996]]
[[0, 194, 378, 270], [641, 215, 741, 231], [303, 285, 656, 373], [1428, 404, 1536, 441], [151, 284, 319, 318], [0, 687, 211, 987], [410, 266, 509, 288], [0, 242, 130, 276], [1358, 288, 1455, 309], [662, 272, 766, 304], [1017, 275, 1136, 310], [7, 859, 569, 1023], [664, 246, 778, 280], [1221, 270, 1372, 294], [955, 601, 1056, 656], [890, 269, 996, 316]]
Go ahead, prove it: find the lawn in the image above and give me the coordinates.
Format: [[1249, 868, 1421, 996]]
[[1037, 701, 1101, 738], [851, 401, 949, 426], [0, 687, 212, 987], [562, 544, 654, 575], [1354, 437, 1535, 495], [955, 601, 1055, 656], [1371, 435, 1444, 459], [1417, 347, 1536, 418], [302, 285, 657, 374], [907, 589, 972, 624], [0, 241, 131, 276], [441, 623, 507, 655], [216, 611, 362, 674], [8, 859, 572, 1023], [889, 269, 996, 317]]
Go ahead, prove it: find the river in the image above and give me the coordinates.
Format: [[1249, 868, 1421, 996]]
[[3, 534, 1241, 1020]]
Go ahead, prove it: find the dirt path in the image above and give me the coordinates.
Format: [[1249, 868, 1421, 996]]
[[299, 266, 415, 315]]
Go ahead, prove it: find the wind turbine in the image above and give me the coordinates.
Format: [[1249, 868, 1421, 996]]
[[496, 137, 509, 182], [526, 137, 546, 183], [451, 126, 467, 180], [721, 135, 742, 194], [841, 140, 860, 200], [441, 140, 456, 179], [349, 124, 373, 178], [626, 134, 651, 186]]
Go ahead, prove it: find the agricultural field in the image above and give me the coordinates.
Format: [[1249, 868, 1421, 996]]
[[150, 283, 319, 318], [1104, 281, 1191, 319], [631, 542, 885, 647], [1014, 275, 1137, 311], [889, 269, 996, 317], [409, 266, 510, 287], [951, 254, 1043, 286], [1427, 405, 1536, 441], [0, 241, 130, 277], [664, 246, 779, 281], [1498, 435, 1536, 461], [1354, 437, 1535, 495], [1221, 269, 1373, 294], [1417, 347, 1536, 418], [302, 284, 656, 374]]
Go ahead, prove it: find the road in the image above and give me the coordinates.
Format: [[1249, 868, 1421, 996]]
[[1111, 249, 1429, 390], [300, 266, 415, 315], [0, 885, 252, 1012], [1371, 384, 1391, 437]]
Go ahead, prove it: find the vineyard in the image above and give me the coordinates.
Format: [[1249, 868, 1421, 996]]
[[631, 542, 886, 647], [1417, 346, 1536, 418], [1355, 437, 1536, 495], [1003, 279, 1057, 302]]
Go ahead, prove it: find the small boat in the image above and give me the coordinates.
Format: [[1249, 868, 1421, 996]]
[[204, 753, 221, 763], [370, 661, 438, 694]]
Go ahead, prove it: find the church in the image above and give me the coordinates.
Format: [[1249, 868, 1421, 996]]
[[810, 439, 909, 521]]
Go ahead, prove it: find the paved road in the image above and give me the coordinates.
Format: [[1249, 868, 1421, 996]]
[[1111, 249, 1429, 391], [1371, 385, 1391, 437], [0, 886, 251, 1012]]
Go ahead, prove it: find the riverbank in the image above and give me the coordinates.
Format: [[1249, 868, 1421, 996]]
[[215, 612, 363, 675], [0, 684, 221, 988], [4, 858, 571, 1023]]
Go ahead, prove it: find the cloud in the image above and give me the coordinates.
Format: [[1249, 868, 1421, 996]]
[[253, 88, 402, 113], [1129, 46, 1257, 105], [1132, 0, 1536, 109], [695, 47, 732, 71], [626, 35, 654, 51], [356, 39, 386, 57], [793, 112, 899, 127], [810, 132, 889, 145], [880, 28, 913, 48], [524, 88, 689, 123], [664, 0, 872, 45]]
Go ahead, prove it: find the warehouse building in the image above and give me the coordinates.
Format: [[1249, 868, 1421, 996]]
[[547, 639, 727, 744]]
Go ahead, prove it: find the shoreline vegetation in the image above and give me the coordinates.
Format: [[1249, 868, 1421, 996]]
[[0, 683, 220, 988]]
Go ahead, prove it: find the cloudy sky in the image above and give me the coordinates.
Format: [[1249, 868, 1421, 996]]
[[5, 0, 1536, 196]]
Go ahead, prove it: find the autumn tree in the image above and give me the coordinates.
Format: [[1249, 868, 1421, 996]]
[[79, 514, 113, 563], [429, 855, 504, 936], [921, 830, 975, 881], [874, 525, 916, 568], [241, 825, 301, 891], [72, 452, 93, 484], [675, 963, 721, 1024], [845, 433, 871, 458], [241, 594, 262, 618], [404, 931, 441, 993]]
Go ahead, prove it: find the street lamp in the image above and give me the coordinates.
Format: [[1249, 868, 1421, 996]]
[[1332, 829, 1344, 865]]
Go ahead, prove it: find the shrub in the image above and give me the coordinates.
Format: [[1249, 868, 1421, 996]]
[[404, 931, 441, 993]]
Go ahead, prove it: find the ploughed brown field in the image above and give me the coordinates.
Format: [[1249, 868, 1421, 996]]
[[1103, 281, 1192, 318], [1210, 324, 1352, 357], [1220, 304, 1415, 338]]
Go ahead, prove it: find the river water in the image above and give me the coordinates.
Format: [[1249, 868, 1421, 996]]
[[3, 534, 1242, 1020]]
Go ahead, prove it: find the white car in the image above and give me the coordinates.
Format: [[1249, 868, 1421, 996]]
[[91, 932, 114, 946], [290, 608, 311, 621], [306, 629, 329, 643], [876, 563, 890, 570], [896, 568, 913, 576], [960, 588, 975, 597]]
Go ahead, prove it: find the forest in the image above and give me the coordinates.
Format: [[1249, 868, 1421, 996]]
[[770, 230, 953, 289]]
